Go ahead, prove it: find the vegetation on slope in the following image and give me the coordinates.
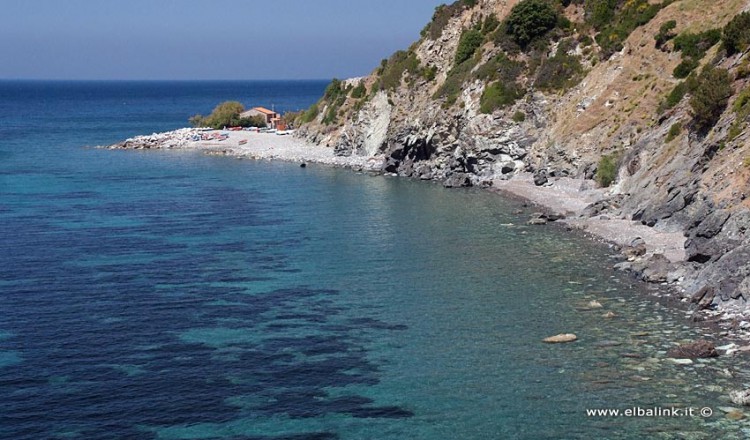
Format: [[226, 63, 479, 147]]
[[671, 29, 722, 78], [723, 12, 750, 55], [584, 0, 673, 57]]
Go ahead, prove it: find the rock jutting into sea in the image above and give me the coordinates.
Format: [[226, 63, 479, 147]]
[[107, 0, 750, 339], [105, 129, 385, 171]]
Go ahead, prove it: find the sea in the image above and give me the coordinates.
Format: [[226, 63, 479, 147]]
[[0, 80, 748, 439]]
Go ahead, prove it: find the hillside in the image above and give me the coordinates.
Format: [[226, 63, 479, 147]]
[[295, 0, 750, 310]]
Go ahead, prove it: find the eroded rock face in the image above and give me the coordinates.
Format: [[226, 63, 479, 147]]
[[298, 0, 750, 309]]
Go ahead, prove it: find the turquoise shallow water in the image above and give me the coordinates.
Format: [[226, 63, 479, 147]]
[[1, 81, 749, 439]]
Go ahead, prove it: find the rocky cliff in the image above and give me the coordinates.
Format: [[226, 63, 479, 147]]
[[296, 0, 750, 310]]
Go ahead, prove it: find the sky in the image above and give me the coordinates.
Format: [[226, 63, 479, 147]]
[[0, 0, 446, 80]]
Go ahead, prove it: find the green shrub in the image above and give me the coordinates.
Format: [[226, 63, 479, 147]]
[[480, 81, 523, 113], [188, 114, 206, 127], [655, 20, 677, 48], [423, 2, 468, 40], [666, 122, 682, 142], [422, 65, 438, 81], [322, 106, 337, 125], [673, 59, 700, 79], [586, 0, 617, 30], [734, 87, 750, 114], [690, 66, 732, 133], [662, 82, 686, 110], [659, 73, 699, 112], [512, 111, 526, 122], [378, 51, 421, 90], [350, 82, 366, 99], [728, 122, 743, 141], [596, 153, 619, 187], [316, 78, 351, 126], [492, 26, 523, 55], [590, 0, 666, 57], [534, 43, 584, 91], [667, 28, 721, 78], [737, 59, 750, 80], [482, 14, 500, 35], [475, 52, 525, 82], [673, 29, 721, 59], [723, 12, 750, 55], [300, 104, 319, 124], [505, 0, 559, 48], [455, 29, 484, 65], [434, 53, 480, 106], [323, 78, 345, 100], [729, 87, 750, 140]]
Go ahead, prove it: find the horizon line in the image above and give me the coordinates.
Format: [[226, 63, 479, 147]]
[[0, 78, 337, 82]]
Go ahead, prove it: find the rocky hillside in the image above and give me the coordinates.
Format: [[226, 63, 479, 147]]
[[296, 0, 750, 309]]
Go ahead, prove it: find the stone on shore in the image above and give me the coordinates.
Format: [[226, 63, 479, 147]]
[[667, 340, 718, 359], [543, 333, 578, 343]]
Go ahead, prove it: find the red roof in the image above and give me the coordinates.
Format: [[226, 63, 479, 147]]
[[252, 107, 277, 115]]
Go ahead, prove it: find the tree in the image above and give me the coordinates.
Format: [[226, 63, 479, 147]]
[[505, 0, 559, 48], [690, 66, 732, 133], [187, 101, 264, 129]]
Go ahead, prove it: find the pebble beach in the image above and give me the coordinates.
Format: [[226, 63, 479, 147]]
[[107, 128, 385, 170]]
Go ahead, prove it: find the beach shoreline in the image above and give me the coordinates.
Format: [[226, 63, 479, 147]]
[[106, 128, 386, 171], [104, 127, 750, 342]]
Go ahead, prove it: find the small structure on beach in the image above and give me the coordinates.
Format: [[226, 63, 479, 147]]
[[241, 107, 280, 128]]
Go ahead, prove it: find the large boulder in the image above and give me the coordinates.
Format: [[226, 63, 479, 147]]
[[667, 340, 718, 359]]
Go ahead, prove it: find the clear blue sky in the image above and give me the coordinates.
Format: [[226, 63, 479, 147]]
[[0, 0, 446, 80]]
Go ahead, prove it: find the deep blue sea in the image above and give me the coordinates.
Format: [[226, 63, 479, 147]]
[[0, 81, 748, 439]]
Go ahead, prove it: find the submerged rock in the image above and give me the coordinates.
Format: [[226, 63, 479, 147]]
[[543, 333, 578, 343], [667, 340, 719, 359], [730, 390, 750, 406]]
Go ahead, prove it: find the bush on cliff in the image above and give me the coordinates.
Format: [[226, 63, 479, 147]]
[[455, 29, 484, 65], [300, 104, 319, 124], [596, 153, 619, 187], [505, 0, 559, 48], [422, 2, 470, 40], [378, 50, 421, 90], [671, 29, 721, 78], [475, 52, 525, 83], [434, 52, 480, 106], [690, 66, 732, 133], [588, 0, 667, 57], [320, 79, 350, 126], [350, 82, 367, 99], [188, 101, 264, 129], [534, 40, 584, 91], [480, 81, 523, 113], [723, 11, 750, 55], [654, 20, 677, 48]]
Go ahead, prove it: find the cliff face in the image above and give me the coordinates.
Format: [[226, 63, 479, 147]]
[[297, 0, 750, 309]]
